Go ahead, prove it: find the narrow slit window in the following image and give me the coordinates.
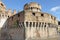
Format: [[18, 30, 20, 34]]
[[31, 7, 33, 10], [36, 22, 38, 27], [39, 22, 41, 27], [26, 22, 28, 27], [33, 22, 35, 27], [30, 22, 32, 27], [44, 25, 46, 27]]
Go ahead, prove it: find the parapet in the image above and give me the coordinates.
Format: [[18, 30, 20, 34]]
[[7, 9, 16, 17]]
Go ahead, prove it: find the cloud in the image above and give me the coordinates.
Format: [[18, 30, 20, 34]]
[[50, 6, 60, 12]]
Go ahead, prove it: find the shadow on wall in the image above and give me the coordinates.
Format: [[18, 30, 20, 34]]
[[0, 18, 13, 40], [0, 11, 25, 40]]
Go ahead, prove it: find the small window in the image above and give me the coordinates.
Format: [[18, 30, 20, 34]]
[[8, 16, 9, 17], [32, 13, 35, 16], [58, 22, 60, 25], [41, 14, 44, 17], [37, 8, 38, 10], [1, 3, 3, 6]]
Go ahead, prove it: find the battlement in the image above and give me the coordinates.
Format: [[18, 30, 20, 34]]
[[7, 9, 16, 17]]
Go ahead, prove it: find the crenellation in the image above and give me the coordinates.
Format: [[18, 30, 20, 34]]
[[13, 9, 16, 15]]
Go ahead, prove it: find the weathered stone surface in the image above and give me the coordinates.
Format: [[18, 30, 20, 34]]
[[0, 2, 59, 40]]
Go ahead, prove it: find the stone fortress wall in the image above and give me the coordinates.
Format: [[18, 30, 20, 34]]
[[6, 11, 58, 40]]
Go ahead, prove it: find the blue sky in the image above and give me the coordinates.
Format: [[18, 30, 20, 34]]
[[2, 0, 60, 21]]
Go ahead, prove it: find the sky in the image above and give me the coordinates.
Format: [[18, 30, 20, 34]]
[[2, 0, 60, 21]]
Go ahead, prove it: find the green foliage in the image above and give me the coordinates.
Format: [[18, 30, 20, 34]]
[[13, 20, 19, 28]]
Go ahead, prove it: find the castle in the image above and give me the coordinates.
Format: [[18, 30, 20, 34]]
[[0, 1, 60, 40]]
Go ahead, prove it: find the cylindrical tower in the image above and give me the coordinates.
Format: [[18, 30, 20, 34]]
[[24, 2, 42, 12]]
